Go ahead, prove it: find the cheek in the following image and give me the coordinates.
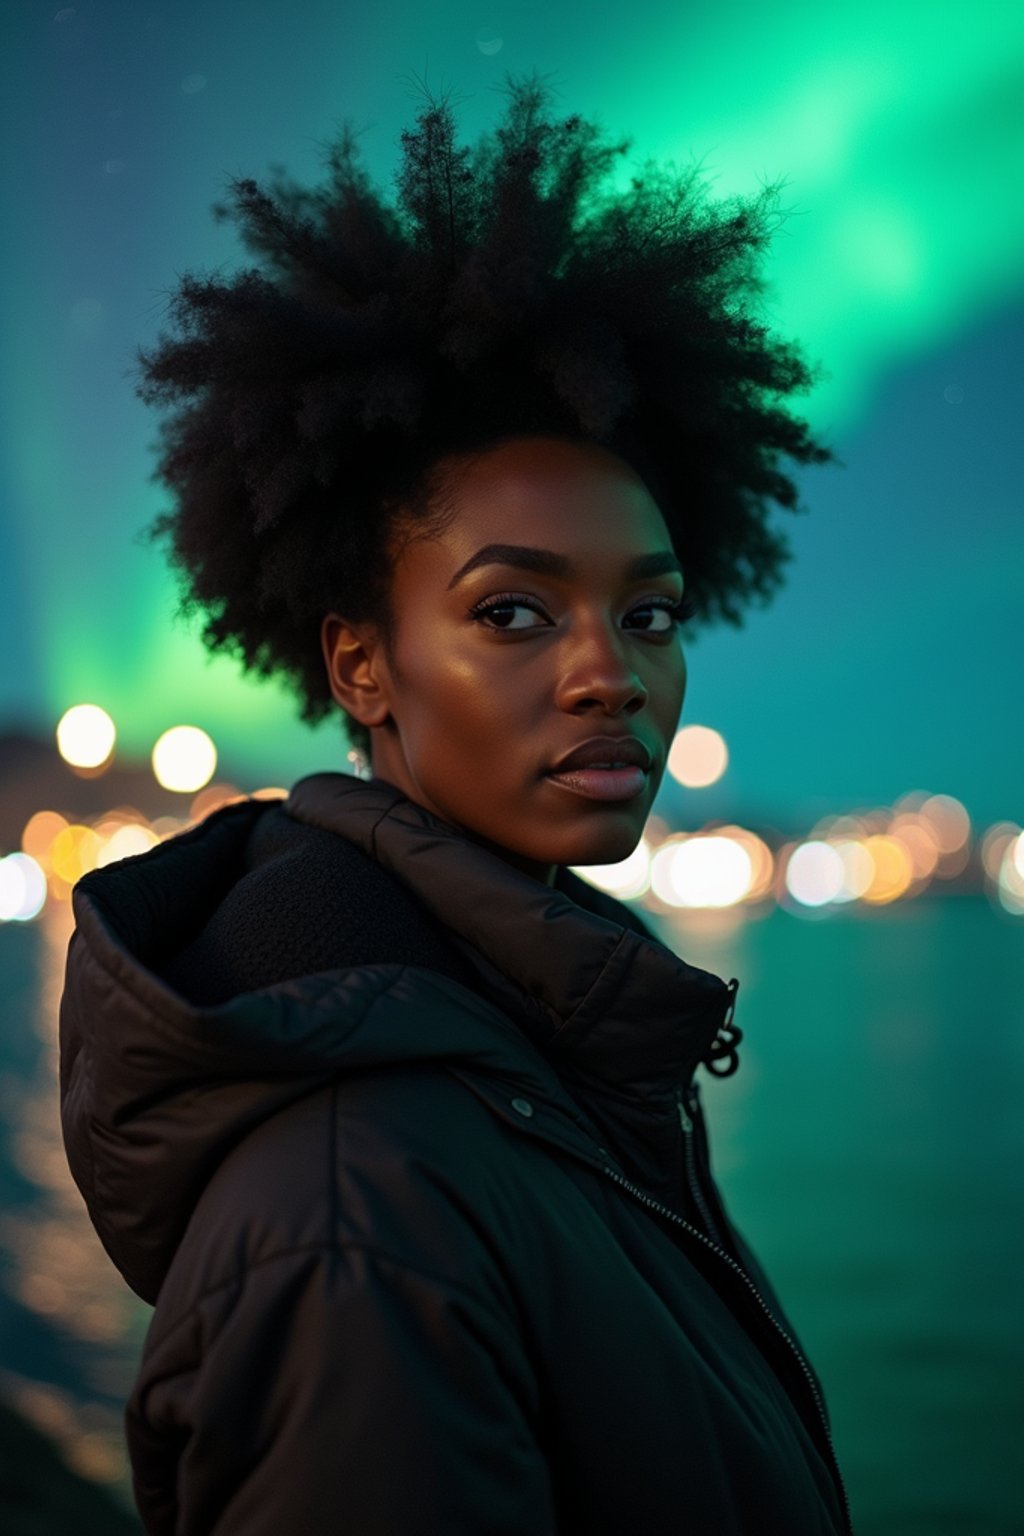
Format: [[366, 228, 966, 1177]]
[[398, 630, 514, 752], [675, 648, 687, 701], [649, 640, 686, 703]]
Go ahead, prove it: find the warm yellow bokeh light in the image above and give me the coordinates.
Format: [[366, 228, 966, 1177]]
[[49, 825, 103, 886], [889, 814, 940, 878], [55, 704, 116, 769], [152, 725, 218, 793], [860, 834, 915, 903], [666, 725, 728, 788], [21, 810, 70, 866]]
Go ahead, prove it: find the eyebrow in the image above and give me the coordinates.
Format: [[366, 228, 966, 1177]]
[[446, 543, 683, 590]]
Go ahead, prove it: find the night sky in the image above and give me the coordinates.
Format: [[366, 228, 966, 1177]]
[[1, 0, 1021, 831]]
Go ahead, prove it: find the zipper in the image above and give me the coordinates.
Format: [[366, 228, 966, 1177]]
[[446, 1059, 852, 1531], [676, 1085, 728, 1251], [596, 1156, 853, 1536]]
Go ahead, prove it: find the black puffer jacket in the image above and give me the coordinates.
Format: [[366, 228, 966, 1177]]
[[59, 771, 852, 1535]]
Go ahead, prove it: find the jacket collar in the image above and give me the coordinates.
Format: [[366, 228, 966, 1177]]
[[284, 771, 735, 1106]]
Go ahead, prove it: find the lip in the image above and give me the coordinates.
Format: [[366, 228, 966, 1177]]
[[547, 735, 653, 775], [544, 765, 649, 802]]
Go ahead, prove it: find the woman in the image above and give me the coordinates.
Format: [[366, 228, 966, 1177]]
[[59, 72, 850, 1533]]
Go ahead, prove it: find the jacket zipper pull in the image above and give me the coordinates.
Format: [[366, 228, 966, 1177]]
[[676, 1088, 693, 1134], [702, 976, 743, 1077]]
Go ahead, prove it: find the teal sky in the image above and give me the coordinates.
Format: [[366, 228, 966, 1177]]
[[0, 1, 1021, 830]]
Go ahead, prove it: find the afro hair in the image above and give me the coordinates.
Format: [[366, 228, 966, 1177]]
[[131, 68, 838, 759]]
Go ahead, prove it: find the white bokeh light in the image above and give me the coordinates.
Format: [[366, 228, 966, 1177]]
[[832, 839, 874, 900], [666, 725, 728, 788], [786, 840, 846, 906], [55, 704, 116, 769], [151, 725, 218, 793], [572, 840, 651, 901], [0, 853, 47, 921], [650, 836, 751, 907], [1013, 833, 1024, 882], [96, 823, 161, 867]]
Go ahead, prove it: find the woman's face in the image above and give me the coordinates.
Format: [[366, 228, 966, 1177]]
[[323, 435, 688, 885]]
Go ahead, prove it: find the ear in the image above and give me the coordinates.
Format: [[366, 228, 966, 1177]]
[[320, 612, 393, 729]]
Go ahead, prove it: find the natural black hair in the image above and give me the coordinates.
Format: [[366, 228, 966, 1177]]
[[131, 68, 838, 759]]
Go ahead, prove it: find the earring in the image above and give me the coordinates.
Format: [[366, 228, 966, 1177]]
[[345, 745, 371, 780]]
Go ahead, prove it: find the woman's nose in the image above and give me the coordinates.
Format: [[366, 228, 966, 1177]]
[[552, 624, 649, 715]]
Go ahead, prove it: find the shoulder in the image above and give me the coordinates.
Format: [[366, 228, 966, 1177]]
[[151, 1056, 538, 1339]]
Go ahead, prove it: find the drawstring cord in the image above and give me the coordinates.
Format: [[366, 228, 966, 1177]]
[[702, 977, 743, 1077]]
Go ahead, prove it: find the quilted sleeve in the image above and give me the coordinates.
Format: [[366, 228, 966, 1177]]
[[126, 1243, 557, 1535]]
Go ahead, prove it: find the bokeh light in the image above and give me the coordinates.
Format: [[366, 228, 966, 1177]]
[[785, 840, 846, 907], [980, 822, 1021, 880], [0, 852, 48, 921], [919, 793, 971, 853], [55, 704, 116, 770], [21, 810, 70, 867], [48, 824, 103, 891], [95, 823, 160, 867], [667, 726, 728, 788], [860, 834, 915, 904], [833, 839, 875, 900], [650, 834, 752, 907], [997, 835, 1024, 915], [151, 725, 217, 793], [573, 839, 652, 900]]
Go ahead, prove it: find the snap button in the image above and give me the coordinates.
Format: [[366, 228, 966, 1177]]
[[510, 1097, 534, 1118]]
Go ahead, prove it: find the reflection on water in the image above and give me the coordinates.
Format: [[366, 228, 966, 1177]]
[[0, 898, 148, 1515], [1, 894, 1022, 1533]]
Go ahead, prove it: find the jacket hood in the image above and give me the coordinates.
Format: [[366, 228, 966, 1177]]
[[286, 772, 738, 1091], [59, 770, 737, 1304]]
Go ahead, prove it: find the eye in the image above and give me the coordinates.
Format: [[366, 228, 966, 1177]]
[[468, 591, 697, 633], [468, 593, 549, 630], [629, 594, 698, 632]]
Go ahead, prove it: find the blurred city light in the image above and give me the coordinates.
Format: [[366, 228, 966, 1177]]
[[832, 839, 875, 900], [55, 704, 116, 770], [0, 852, 48, 920], [786, 840, 846, 906], [919, 793, 971, 852], [0, 721, 1018, 925], [649, 834, 753, 908], [572, 838, 651, 900], [667, 725, 728, 788], [151, 725, 217, 793]]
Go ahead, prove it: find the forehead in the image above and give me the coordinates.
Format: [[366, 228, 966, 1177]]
[[428, 435, 671, 562]]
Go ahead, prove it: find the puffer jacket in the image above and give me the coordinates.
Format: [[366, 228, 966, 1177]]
[[59, 770, 852, 1535]]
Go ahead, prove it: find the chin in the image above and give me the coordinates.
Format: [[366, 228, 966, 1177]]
[[556, 822, 646, 869]]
